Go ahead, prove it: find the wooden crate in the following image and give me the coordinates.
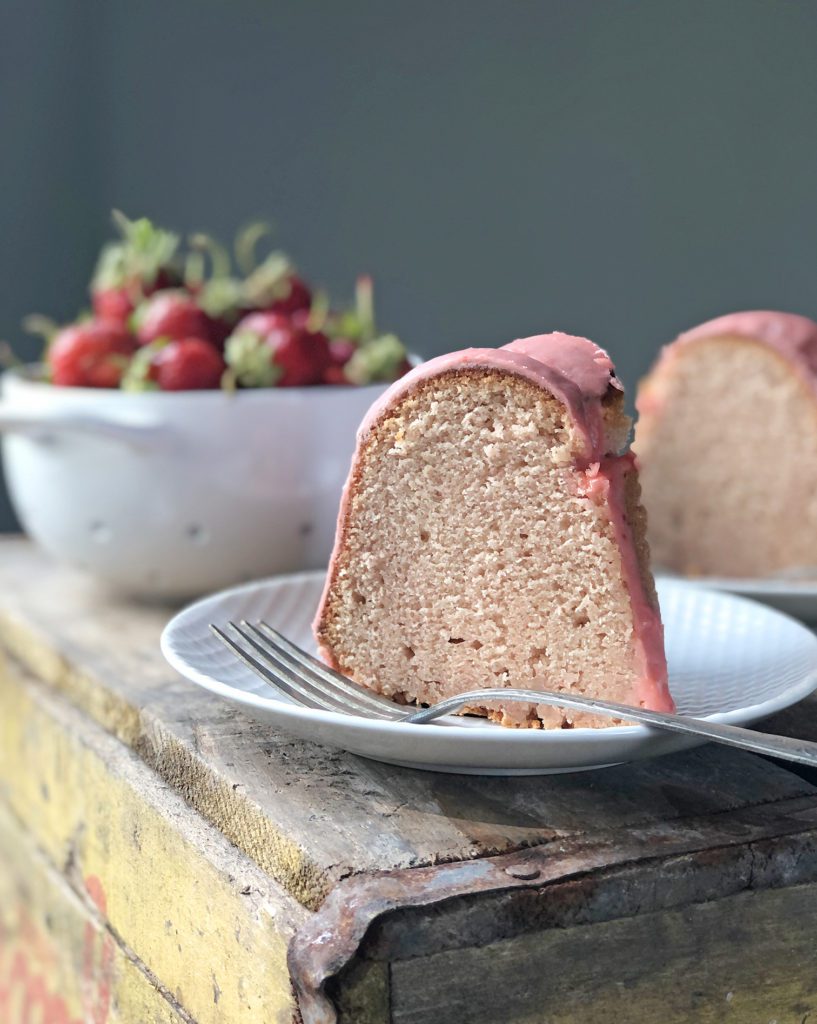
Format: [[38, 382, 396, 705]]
[[1, 538, 817, 1023]]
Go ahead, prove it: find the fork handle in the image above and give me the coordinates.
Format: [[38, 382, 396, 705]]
[[403, 687, 817, 768]]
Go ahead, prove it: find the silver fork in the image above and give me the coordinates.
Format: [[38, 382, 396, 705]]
[[211, 620, 817, 769]]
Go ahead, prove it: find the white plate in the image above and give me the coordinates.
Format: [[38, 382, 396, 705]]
[[161, 573, 817, 776], [660, 573, 817, 624]]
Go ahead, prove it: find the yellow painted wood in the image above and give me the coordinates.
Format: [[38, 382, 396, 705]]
[[0, 657, 306, 1024], [0, 799, 189, 1024]]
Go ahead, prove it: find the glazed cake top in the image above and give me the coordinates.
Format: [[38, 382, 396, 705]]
[[358, 332, 622, 460]]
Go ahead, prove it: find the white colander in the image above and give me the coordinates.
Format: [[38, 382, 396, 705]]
[[0, 365, 393, 599]]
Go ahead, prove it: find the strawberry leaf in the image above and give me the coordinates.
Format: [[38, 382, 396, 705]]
[[344, 333, 407, 385], [120, 339, 166, 391], [92, 211, 180, 293], [224, 331, 282, 387], [242, 252, 293, 307]]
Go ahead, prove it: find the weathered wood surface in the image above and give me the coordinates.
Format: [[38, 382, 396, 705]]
[[1, 537, 816, 917], [6, 538, 817, 1022], [292, 794, 817, 1022], [390, 882, 817, 1024], [0, 655, 306, 1024]]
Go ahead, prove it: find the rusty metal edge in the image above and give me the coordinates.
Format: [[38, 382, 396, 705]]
[[288, 794, 817, 1024]]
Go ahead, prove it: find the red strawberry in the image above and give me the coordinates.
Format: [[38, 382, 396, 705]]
[[92, 268, 183, 326], [328, 338, 356, 366], [234, 310, 289, 337], [92, 287, 135, 325], [150, 338, 226, 391], [136, 291, 214, 346], [48, 321, 137, 388], [226, 314, 331, 387], [322, 365, 352, 385], [266, 321, 330, 386], [268, 274, 312, 316], [320, 338, 356, 384]]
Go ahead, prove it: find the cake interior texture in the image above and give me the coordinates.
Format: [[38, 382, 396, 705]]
[[317, 368, 665, 728], [635, 335, 817, 577]]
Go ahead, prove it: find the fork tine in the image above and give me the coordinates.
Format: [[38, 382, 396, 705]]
[[209, 626, 325, 708], [250, 618, 401, 716], [244, 621, 402, 720], [224, 621, 355, 714], [212, 624, 341, 712]]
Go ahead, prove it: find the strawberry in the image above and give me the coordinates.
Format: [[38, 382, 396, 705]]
[[241, 250, 311, 318], [92, 267, 181, 325], [234, 310, 289, 337], [153, 338, 226, 391], [92, 286, 136, 325], [268, 274, 312, 316], [226, 314, 331, 387], [48, 321, 137, 388], [322, 365, 353, 385], [269, 323, 331, 386], [90, 212, 181, 325], [328, 338, 357, 366], [320, 338, 357, 384], [135, 290, 214, 346]]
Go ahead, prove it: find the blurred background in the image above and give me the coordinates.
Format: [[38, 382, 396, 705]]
[[2, 0, 817, 531]]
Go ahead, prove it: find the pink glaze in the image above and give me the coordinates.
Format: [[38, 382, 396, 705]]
[[315, 333, 672, 716], [356, 333, 622, 461], [504, 333, 620, 398], [580, 455, 673, 712], [646, 311, 817, 401]]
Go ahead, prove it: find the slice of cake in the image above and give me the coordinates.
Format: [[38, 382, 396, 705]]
[[314, 333, 673, 728], [635, 311, 817, 578]]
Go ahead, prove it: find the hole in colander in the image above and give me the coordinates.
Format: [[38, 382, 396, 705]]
[[89, 520, 112, 544], [186, 524, 210, 545]]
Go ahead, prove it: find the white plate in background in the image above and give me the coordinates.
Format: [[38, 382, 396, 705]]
[[657, 572, 817, 624]]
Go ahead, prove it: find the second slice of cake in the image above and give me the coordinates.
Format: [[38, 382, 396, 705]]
[[314, 333, 673, 728]]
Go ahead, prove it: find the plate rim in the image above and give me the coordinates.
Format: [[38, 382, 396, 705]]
[[161, 571, 817, 744]]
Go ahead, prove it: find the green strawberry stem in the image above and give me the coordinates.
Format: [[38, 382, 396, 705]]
[[0, 341, 22, 368], [120, 339, 167, 392], [344, 333, 406, 385], [220, 365, 238, 394], [22, 315, 59, 349], [307, 289, 331, 332], [224, 331, 283, 387], [235, 222, 273, 276], [197, 277, 244, 319], [189, 233, 232, 281], [184, 250, 206, 291], [355, 275, 375, 342], [100, 211, 180, 291], [243, 251, 293, 307]]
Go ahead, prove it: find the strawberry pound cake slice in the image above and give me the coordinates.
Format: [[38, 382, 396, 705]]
[[314, 332, 673, 728]]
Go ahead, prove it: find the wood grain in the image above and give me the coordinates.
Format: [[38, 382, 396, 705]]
[[390, 883, 817, 1023]]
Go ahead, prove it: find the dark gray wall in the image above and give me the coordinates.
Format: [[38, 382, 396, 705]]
[[3, 0, 817, 529]]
